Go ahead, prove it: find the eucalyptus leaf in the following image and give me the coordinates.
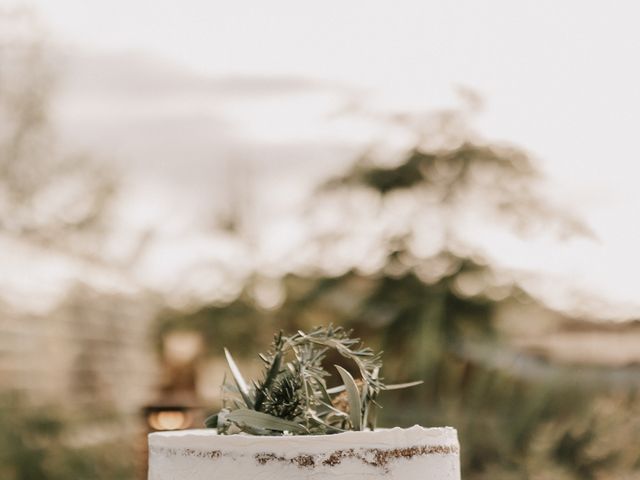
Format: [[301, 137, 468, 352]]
[[326, 385, 345, 395], [384, 380, 424, 390], [309, 414, 347, 434], [363, 367, 380, 430], [318, 400, 350, 417], [226, 409, 309, 433], [224, 348, 254, 408], [316, 380, 334, 413], [335, 365, 362, 431], [203, 414, 218, 429], [221, 383, 239, 394]]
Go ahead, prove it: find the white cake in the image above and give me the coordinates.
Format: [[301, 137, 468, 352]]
[[148, 425, 460, 479]]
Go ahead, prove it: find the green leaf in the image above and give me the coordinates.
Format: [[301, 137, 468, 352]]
[[205, 408, 230, 430], [309, 414, 347, 434], [224, 348, 254, 408], [226, 409, 309, 433], [335, 365, 362, 431], [254, 350, 282, 411], [318, 400, 350, 417], [384, 380, 424, 390], [204, 414, 218, 429], [221, 383, 239, 394], [316, 380, 334, 412], [362, 366, 378, 430], [326, 385, 345, 395]]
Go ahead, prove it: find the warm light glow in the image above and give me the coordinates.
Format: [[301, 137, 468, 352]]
[[163, 331, 203, 365], [147, 410, 191, 431]]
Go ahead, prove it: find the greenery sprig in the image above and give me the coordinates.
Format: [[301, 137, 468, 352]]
[[205, 325, 422, 435]]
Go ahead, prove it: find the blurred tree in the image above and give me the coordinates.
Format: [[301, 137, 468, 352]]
[[305, 108, 590, 375], [0, 9, 116, 260]]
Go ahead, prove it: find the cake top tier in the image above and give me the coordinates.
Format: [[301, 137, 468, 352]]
[[149, 425, 458, 456]]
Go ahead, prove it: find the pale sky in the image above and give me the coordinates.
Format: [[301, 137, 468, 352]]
[[2, 0, 640, 318]]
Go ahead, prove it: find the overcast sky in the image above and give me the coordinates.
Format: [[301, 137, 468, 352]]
[[2, 0, 640, 318]]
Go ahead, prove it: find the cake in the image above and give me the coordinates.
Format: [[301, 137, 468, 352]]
[[148, 425, 460, 479], [148, 326, 461, 479]]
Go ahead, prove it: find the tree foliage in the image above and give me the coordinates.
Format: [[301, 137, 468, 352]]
[[0, 10, 116, 257]]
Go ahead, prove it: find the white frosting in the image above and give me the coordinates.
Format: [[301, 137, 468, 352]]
[[148, 425, 460, 479]]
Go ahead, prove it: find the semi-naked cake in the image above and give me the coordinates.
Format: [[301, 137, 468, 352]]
[[148, 425, 460, 479]]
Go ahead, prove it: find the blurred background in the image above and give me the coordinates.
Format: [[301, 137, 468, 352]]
[[1, 1, 640, 479]]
